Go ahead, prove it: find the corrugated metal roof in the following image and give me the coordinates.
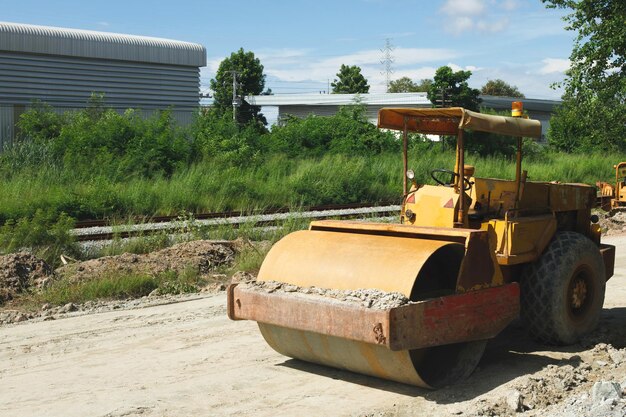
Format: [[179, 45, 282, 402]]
[[0, 21, 206, 67], [247, 93, 561, 112], [479, 95, 560, 112], [246, 93, 430, 106]]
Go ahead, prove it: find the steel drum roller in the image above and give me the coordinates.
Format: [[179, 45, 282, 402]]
[[257, 229, 487, 388]]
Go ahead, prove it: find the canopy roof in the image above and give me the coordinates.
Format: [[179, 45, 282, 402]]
[[377, 107, 542, 138]]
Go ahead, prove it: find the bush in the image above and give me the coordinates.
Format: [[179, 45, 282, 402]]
[[191, 108, 267, 165], [17, 100, 193, 179], [267, 105, 399, 156], [548, 94, 626, 153], [16, 101, 68, 143]]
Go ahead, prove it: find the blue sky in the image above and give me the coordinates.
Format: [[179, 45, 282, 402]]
[[3, 0, 574, 99]]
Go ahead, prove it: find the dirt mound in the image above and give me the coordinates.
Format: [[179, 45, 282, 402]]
[[0, 252, 54, 303], [57, 240, 237, 282]]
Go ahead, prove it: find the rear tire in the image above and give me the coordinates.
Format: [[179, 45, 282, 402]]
[[521, 231, 605, 345]]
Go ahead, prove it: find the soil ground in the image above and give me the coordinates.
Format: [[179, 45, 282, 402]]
[[0, 235, 625, 416]]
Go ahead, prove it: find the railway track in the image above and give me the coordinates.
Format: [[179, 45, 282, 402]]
[[72, 202, 401, 242]]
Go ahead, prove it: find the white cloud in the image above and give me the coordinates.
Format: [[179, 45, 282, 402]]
[[200, 47, 458, 95], [441, 0, 518, 35], [450, 17, 475, 34], [384, 62, 565, 100], [476, 17, 509, 33], [500, 0, 518, 11], [445, 63, 482, 73], [462, 63, 566, 99], [255, 48, 311, 67], [441, 0, 486, 16], [238, 47, 457, 85], [538, 58, 570, 74], [201, 48, 566, 100]]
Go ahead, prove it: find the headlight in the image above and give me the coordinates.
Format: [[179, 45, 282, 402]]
[[406, 169, 415, 180]]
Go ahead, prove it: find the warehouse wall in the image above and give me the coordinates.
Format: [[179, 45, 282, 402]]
[[0, 106, 14, 148], [0, 50, 199, 143]]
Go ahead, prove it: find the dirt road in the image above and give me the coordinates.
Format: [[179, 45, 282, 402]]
[[2, 236, 626, 417]]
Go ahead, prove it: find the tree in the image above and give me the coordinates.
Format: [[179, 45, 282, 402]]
[[543, 0, 625, 98], [481, 79, 525, 98], [388, 77, 432, 93], [542, 0, 626, 152], [331, 65, 370, 94], [209, 48, 267, 126], [427, 66, 481, 111]]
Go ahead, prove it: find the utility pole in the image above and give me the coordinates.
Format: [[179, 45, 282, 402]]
[[434, 86, 452, 108], [380, 38, 394, 92], [229, 70, 241, 122], [434, 86, 453, 151]]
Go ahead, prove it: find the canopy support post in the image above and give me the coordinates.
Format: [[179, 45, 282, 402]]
[[514, 136, 522, 209], [455, 128, 465, 227], [403, 117, 408, 195]]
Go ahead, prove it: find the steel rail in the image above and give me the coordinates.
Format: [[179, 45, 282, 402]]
[[73, 204, 401, 242], [73, 201, 399, 229]]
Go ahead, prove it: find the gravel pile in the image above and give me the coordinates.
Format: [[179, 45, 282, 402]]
[[469, 342, 626, 416], [242, 280, 411, 309], [598, 210, 626, 235]]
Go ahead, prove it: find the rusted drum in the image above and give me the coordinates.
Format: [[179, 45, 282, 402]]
[[256, 229, 487, 388]]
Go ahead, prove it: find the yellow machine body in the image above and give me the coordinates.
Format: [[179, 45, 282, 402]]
[[402, 177, 596, 267], [227, 107, 615, 388]]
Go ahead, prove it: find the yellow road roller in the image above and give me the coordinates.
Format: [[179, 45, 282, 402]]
[[227, 107, 616, 388]]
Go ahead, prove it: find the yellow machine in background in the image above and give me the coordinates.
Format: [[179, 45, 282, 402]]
[[614, 162, 626, 208], [597, 162, 626, 210], [228, 106, 615, 388]]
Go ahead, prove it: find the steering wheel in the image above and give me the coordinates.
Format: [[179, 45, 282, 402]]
[[430, 168, 472, 191]]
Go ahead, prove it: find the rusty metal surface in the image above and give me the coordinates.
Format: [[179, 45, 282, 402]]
[[257, 323, 427, 387], [237, 221, 510, 387], [228, 284, 391, 346], [309, 219, 478, 241], [388, 284, 519, 350], [456, 230, 502, 291], [256, 228, 459, 295], [228, 283, 519, 351], [601, 244, 616, 281], [377, 107, 542, 138]]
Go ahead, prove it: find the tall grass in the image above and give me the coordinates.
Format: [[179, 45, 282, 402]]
[[0, 148, 621, 223], [2, 103, 623, 223]]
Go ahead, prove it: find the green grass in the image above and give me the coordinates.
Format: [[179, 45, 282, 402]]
[[0, 146, 621, 271], [31, 268, 204, 307], [1, 149, 621, 223], [3, 147, 620, 309], [228, 242, 270, 276]]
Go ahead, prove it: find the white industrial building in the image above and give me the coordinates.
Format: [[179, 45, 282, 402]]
[[0, 22, 206, 146], [246, 93, 560, 141]]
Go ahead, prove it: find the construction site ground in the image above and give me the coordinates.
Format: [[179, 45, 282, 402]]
[[1, 233, 626, 416]]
